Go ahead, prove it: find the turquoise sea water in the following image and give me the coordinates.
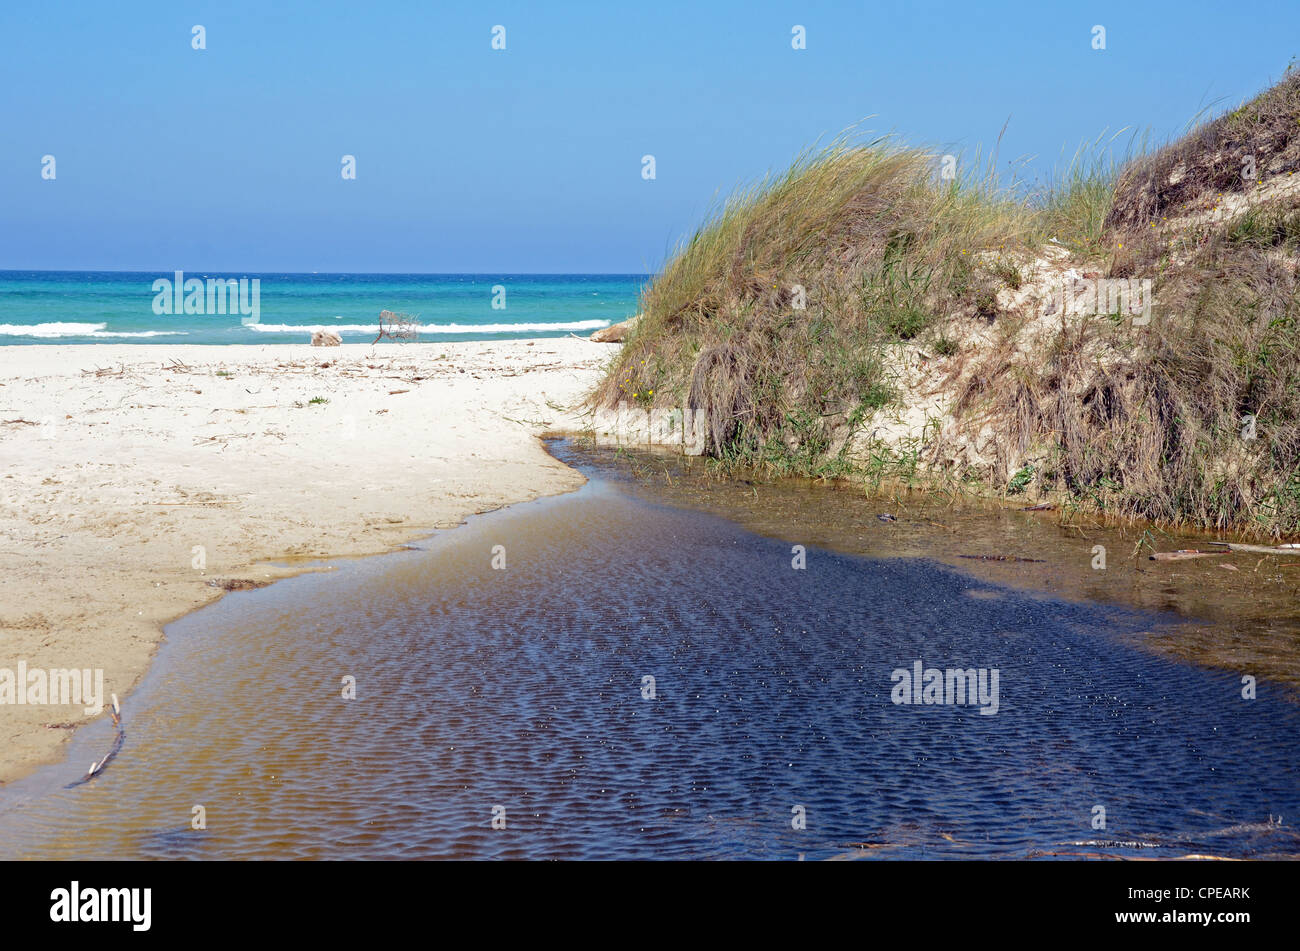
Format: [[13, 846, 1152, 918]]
[[0, 271, 646, 344]]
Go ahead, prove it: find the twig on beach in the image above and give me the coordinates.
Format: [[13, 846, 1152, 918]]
[[1029, 849, 1239, 860], [1149, 549, 1230, 561], [194, 432, 255, 447], [1210, 541, 1300, 555], [1027, 850, 1129, 860], [207, 578, 271, 591], [957, 554, 1046, 563], [1177, 854, 1243, 861], [501, 415, 553, 428], [65, 693, 124, 789], [373, 310, 420, 345]]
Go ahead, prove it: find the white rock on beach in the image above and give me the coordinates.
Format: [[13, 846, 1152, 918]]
[[590, 314, 640, 343], [311, 330, 343, 347]]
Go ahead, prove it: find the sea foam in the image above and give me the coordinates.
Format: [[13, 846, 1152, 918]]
[[0, 322, 108, 337], [246, 320, 611, 335]]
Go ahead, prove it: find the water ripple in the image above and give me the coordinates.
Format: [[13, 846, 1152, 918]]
[[0, 452, 1296, 859]]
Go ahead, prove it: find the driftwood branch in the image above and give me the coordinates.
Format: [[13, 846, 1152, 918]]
[[1210, 542, 1300, 555], [64, 694, 125, 788], [372, 310, 420, 345]]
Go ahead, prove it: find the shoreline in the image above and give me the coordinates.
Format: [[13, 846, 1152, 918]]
[[6, 340, 1297, 788], [0, 340, 613, 784], [8, 444, 1295, 861]]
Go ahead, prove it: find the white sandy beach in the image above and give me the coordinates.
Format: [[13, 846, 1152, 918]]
[[0, 340, 613, 783]]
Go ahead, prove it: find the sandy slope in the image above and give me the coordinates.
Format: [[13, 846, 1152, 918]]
[[0, 340, 612, 782]]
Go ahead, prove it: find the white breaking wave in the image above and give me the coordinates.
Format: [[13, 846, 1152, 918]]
[[246, 324, 383, 334], [422, 320, 611, 334], [0, 322, 108, 337], [91, 330, 190, 338], [246, 320, 612, 335], [0, 323, 189, 339]]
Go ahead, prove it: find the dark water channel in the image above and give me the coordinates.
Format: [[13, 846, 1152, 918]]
[[0, 442, 1296, 859]]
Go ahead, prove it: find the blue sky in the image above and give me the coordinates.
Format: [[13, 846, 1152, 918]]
[[1, 0, 1296, 272]]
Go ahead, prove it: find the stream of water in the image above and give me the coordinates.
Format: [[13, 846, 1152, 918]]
[[1, 443, 1296, 859]]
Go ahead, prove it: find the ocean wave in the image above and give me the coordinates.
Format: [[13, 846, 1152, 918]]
[[91, 330, 190, 338], [245, 320, 612, 335], [246, 324, 384, 334], [0, 322, 109, 337], [0, 323, 190, 339], [422, 320, 612, 333]]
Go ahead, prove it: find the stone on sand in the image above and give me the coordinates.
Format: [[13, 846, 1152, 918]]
[[590, 315, 640, 343]]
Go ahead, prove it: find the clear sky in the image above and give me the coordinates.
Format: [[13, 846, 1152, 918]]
[[2, 0, 1296, 272]]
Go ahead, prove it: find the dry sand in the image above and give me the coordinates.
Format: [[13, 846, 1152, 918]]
[[0, 340, 613, 783]]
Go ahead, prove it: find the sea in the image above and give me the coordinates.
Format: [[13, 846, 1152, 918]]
[[0, 271, 646, 344]]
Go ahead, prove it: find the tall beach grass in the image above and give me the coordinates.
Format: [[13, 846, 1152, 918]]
[[595, 65, 1300, 536]]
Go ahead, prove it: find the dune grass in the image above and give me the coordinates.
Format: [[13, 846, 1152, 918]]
[[594, 66, 1300, 536], [957, 67, 1300, 536], [1033, 128, 1145, 256], [595, 136, 1040, 469]]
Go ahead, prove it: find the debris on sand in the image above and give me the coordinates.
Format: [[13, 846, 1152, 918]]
[[206, 578, 271, 591], [1210, 542, 1300, 556], [958, 554, 1045, 563], [590, 315, 640, 343]]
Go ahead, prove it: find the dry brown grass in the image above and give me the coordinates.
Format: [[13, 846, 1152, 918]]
[[1106, 67, 1300, 232], [951, 66, 1300, 536], [593, 138, 1033, 468], [595, 66, 1300, 536]]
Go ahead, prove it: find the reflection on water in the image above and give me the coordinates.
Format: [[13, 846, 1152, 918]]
[[1, 443, 1297, 859]]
